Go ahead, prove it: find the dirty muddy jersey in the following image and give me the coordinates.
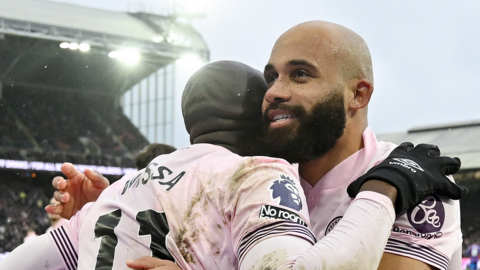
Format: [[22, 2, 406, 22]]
[[301, 127, 462, 270], [48, 144, 315, 270]]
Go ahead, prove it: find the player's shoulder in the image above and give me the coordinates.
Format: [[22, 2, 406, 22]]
[[229, 156, 298, 189], [191, 144, 293, 171], [238, 155, 294, 173]]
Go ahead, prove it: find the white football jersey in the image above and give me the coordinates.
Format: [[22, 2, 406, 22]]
[[302, 127, 462, 270], [48, 144, 315, 270]]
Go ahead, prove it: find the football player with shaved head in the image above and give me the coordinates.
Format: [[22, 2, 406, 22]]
[[260, 20, 463, 270], [40, 21, 465, 270]]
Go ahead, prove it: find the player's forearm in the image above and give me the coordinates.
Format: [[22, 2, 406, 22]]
[[241, 192, 395, 269], [0, 234, 65, 270], [294, 191, 395, 269], [359, 179, 397, 205]]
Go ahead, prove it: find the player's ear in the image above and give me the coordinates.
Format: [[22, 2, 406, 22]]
[[348, 79, 373, 110]]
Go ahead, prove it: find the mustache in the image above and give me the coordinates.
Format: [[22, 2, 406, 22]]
[[262, 103, 308, 121]]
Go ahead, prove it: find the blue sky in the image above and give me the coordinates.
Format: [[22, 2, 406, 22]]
[[53, 0, 480, 147]]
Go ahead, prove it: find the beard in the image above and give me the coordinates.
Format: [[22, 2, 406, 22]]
[[258, 90, 347, 163]]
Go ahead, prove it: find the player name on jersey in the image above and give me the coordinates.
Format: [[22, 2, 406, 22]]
[[121, 163, 186, 195]]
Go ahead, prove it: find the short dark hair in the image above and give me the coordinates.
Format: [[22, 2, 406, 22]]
[[135, 143, 176, 170]]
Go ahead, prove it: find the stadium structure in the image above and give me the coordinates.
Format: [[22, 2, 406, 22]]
[[0, 0, 208, 252]]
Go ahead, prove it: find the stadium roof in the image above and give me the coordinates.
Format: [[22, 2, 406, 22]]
[[0, 0, 209, 96], [377, 120, 480, 170], [0, 0, 159, 41]]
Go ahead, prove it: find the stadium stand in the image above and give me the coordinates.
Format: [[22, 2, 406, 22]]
[[459, 180, 480, 256], [1, 86, 148, 168], [0, 171, 51, 253]]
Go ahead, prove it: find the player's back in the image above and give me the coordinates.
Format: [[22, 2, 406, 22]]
[[67, 143, 307, 270]]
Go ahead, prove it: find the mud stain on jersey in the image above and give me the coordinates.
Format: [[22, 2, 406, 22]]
[[183, 183, 206, 220], [231, 157, 259, 185], [174, 178, 225, 264], [249, 249, 288, 270], [173, 181, 208, 264], [175, 227, 195, 263], [249, 248, 325, 270], [228, 157, 261, 201], [173, 157, 277, 266]]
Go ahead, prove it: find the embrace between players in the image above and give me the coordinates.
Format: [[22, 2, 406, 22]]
[[1, 21, 468, 270]]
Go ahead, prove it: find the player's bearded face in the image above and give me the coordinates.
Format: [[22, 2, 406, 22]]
[[259, 90, 346, 163]]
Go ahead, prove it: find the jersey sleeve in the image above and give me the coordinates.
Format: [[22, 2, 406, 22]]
[[225, 157, 316, 265], [0, 234, 66, 270], [240, 191, 397, 270], [385, 176, 462, 270], [47, 202, 95, 270]]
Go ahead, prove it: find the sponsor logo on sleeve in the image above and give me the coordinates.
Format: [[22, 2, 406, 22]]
[[269, 174, 302, 211], [391, 227, 443, 240], [259, 204, 307, 227], [325, 216, 343, 236], [407, 195, 445, 233], [391, 195, 445, 239], [390, 158, 424, 173]]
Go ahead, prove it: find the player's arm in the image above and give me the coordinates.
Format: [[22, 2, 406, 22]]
[[240, 189, 397, 270], [45, 162, 110, 219], [126, 256, 182, 270], [3, 201, 88, 270], [241, 143, 467, 269], [349, 142, 466, 270], [0, 234, 66, 269], [362, 182, 434, 270]]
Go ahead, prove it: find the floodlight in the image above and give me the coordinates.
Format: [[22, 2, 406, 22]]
[[69, 43, 79, 50], [152, 36, 164, 43], [118, 49, 140, 64], [169, 33, 178, 41], [59, 42, 69, 49], [79, 43, 90, 52], [176, 53, 205, 75], [109, 49, 140, 65]]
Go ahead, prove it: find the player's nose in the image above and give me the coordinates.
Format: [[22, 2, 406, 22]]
[[264, 78, 291, 105]]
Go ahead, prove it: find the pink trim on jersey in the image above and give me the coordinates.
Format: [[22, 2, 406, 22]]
[[302, 127, 462, 270]]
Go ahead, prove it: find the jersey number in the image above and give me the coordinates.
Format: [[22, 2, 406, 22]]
[[94, 209, 174, 269]]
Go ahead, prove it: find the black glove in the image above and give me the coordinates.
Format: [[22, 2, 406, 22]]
[[347, 142, 468, 214]]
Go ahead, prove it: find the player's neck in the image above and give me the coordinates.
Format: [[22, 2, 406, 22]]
[[299, 129, 364, 186]]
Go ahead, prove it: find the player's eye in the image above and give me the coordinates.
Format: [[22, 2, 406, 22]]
[[266, 74, 278, 84], [294, 70, 308, 78]]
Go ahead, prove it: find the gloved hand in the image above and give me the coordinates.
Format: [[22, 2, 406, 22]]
[[347, 142, 468, 214]]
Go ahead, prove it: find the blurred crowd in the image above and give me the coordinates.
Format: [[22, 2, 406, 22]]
[[0, 174, 50, 254], [0, 142, 177, 258], [462, 185, 480, 255], [0, 86, 149, 168]]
